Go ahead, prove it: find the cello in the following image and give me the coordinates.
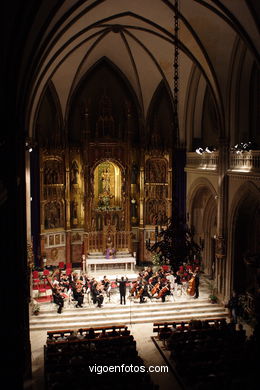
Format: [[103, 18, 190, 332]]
[[151, 282, 160, 296], [130, 281, 138, 295], [157, 285, 169, 299], [136, 286, 144, 299]]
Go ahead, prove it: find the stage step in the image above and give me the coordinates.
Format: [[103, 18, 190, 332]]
[[30, 298, 228, 331]]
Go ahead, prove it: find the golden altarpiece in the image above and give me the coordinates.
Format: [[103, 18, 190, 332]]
[[39, 91, 172, 265]]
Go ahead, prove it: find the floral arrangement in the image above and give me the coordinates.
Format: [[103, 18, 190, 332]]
[[32, 302, 40, 315]]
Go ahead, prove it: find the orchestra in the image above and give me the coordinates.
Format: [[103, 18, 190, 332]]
[[37, 261, 200, 313]]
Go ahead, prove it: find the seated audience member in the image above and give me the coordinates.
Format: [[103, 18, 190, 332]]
[[121, 326, 130, 336], [98, 329, 108, 338], [110, 326, 119, 337], [87, 328, 96, 339]]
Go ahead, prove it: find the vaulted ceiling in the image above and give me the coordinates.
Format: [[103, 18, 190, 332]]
[[5, 0, 260, 147]]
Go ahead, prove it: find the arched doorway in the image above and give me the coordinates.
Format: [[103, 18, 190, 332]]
[[232, 186, 260, 295], [189, 184, 217, 276]]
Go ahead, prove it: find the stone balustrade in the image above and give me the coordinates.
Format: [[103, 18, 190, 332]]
[[229, 150, 260, 172], [186, 152, 219, 171], [186, 150, 260, 173]]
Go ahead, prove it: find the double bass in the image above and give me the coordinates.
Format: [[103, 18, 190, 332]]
[[187, 274, 196, 296]]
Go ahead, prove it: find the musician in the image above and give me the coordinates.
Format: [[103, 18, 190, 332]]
[[166, 271, 175, 292], [92, 283, 104, 308], [158, 281, 171, 302], [129, 280, 139, 297], [52, 288, 64, 314], [194, 270, 200, 299], [72, 282, 84, 307], [60, 274, 70, 292], [139, 281, 151, 303], [52, 276, 59, 287], [147, 266, 153, 279], [149, 272, 159, 286], [116, 276, 128, 305], [101, 275, 111, 298]]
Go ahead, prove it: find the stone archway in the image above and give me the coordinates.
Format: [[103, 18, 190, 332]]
[[188, 179, 217, 276], [229, 182, 260, 295]]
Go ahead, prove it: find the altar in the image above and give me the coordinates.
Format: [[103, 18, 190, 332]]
[[86, 256, 136, 273]]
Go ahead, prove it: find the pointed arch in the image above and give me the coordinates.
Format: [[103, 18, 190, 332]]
[[67, 56, 141, 143], [34, 81, 63, 147], [146, 80, 175, 151]]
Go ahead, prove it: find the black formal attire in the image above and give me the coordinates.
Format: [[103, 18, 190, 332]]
[[53, 291, 64, 313], [92, 286, 104, 307], [73, 288, 84, 307], [116, 278, 128, 305], [194, 273, 200, 299], [140, 284, 151, 303]]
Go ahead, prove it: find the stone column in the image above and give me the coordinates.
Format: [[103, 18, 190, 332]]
[[216, 137, 229, 298], [139, 165, 145, 262], [65, 151, 71, 230], [66, 231, 71, 263]]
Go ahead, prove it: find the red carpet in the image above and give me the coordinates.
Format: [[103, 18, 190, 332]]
[[35, 293, 68, 303]]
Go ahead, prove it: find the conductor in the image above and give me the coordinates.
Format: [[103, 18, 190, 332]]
[[116, 276, 128, 305]]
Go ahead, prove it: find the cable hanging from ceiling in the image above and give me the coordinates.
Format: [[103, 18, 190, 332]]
[[173, 0, 180, 147]]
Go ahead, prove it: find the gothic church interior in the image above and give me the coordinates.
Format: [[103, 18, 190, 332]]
[[2, 1, 260, 388]]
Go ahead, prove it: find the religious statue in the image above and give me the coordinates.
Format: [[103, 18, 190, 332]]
[[105, 236, 116, 259], [101, 167, 111, 193], [71, 161, 79, 185]]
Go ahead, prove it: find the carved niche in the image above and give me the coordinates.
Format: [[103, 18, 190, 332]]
[[43, 159, 64, 185], [44, 201, 64, 229], [145, 158, 167, 183], [71, 160, 79, 185], [145, 199, 168, 225]]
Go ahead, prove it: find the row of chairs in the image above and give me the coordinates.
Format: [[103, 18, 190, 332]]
[[32, 262, 73, 297]]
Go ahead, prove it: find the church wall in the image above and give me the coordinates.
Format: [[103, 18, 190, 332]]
[[227, 175, 260, 211], [186, 171, 218, 200], [45, 246, 66, 266], [71, 243, 83, 263]]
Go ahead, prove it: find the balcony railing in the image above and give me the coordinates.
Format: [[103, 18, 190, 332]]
[[186, 150, 260, 173], [186, 152, 219, 171], [229, 151, 260, 173]]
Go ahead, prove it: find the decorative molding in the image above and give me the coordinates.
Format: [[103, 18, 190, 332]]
[[227, 171, 260, 181]]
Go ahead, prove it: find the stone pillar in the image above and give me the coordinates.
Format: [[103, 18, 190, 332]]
[[66, 231, 71, 263], [139, 165, 145, 262], [84, 233, 89, 256], [65, 151, 71, 230], [139, 228, 145, 263], [216, 137, 229, 298]]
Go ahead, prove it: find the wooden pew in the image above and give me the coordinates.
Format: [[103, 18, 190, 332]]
[[153, 318, 227, 335]]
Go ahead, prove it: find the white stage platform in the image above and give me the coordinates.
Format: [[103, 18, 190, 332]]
[[86, 257, 136, 273]]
